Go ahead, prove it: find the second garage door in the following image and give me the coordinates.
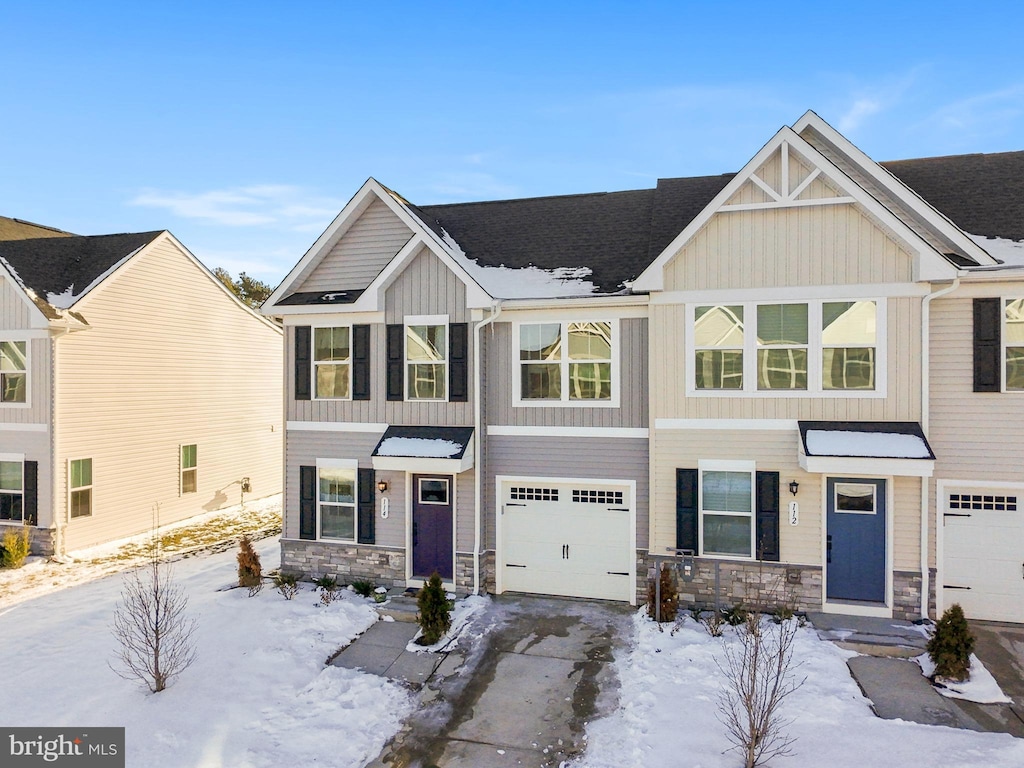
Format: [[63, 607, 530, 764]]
[[499, 480, 634, 603], [943, 486, 1024, 623]]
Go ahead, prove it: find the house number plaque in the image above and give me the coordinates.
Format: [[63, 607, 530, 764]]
[[380, 498, 390, 519], [788, 501, 799, 526]]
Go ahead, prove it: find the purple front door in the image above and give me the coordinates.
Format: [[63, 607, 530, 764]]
[[412, 475, 454, 581]]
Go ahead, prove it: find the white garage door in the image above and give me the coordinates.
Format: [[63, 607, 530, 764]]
[[500, 480, 634, 603], [943, 488, 1024, 623]]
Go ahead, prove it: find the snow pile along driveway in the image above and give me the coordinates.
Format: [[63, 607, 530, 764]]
[[0, 538, 414, 767], [573, 611, 1024, 768]]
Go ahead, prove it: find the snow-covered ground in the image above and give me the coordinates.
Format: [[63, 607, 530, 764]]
[[573, 612, 1024, 768], [0, 537, 413, 767]]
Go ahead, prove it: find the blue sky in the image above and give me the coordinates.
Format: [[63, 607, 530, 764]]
[[2, 1, 1023, 285]]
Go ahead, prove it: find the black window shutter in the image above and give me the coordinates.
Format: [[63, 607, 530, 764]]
[[973, 297, 1001, 392], [352, 324, 371, 400], [358, 468, 375, 544], [755, 471, 780, 562], [386, 324, 404, 401], [299, 465, 316, 540], [675, 469, 699, 552], [23, 461, 38, 525], [449, 322, 469, 402], [295, 326, 312, 401]]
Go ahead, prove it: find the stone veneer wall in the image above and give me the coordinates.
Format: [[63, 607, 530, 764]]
[[893, 569, 936, 621], [281, 540, 406, 587], [3, 524, 56, 558]]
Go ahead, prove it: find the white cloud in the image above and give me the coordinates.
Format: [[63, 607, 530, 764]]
[[129, 184, 346, 230], [927, 84, 1024, 135], [838, 98, 882, 133]]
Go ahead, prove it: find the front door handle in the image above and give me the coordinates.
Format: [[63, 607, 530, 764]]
[[413, 522, 418, 546], [826, 535, 832, 564]]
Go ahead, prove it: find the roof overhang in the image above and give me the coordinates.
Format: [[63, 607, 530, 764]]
[[797, 421, 935, 477], [371, 425, 475, 474]]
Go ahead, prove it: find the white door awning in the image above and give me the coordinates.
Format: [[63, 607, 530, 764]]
[[798, 421, 935, 477]]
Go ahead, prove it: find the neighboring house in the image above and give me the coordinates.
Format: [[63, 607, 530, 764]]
[[0, 223, 283, 554], [263, 111, 1024, 623]]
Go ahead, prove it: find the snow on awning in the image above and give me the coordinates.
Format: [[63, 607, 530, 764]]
[[798, 421, 935, 477], [371, 426, 475, 474]]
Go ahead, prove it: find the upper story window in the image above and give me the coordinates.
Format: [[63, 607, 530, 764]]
[[0, 341, 27, 404], [314, 327, 351, 399], [517, 321, 616, 405], [0, 458, 23, 522], [1005, 299, 1024, 390], [406, 323, 446, 400], [689, 300, 880, 396]]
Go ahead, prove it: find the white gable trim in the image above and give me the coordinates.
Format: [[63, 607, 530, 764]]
[[0, 259, 54, 330], [793, 111, 998, 267], [633, 126, 959, 292], [264, 178, 494, 313]]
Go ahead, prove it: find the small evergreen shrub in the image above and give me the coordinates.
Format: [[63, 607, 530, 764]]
[[722, 604, 749, 626], [314, 574, 339, 605], [237, 535, 263, 595], [927, 603, 975, 682], [350, 579, 375, 598], [646, 565, 678, 623], [273, 572, 300, 600], [0, 525, 31, 569], [416, 572, 452, 646]]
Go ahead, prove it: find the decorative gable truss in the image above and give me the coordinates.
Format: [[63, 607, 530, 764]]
[[633, 121, 972, 292], [264, 178, 495, 315]]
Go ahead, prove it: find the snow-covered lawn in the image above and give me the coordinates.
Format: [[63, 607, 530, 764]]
[[574, 612, 1024, 768], [0, 537, 413, 767]]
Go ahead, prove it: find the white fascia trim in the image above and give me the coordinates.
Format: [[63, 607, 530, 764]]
[[372, 454, 473, 474], [497, 295, 650, 312], [799, 454, 933, 477], [649, 282, 929, 305], [792, 111, 998, 267], [498, 304, 648, 320], [633, 126, 955, 292], [0, 329, 51, 341], [0, 452, 25, 461], [0, 423, 48, 432], [487, 425, 649, 438], [282, 312, 386, 326], [655, 419, 798, 431], [346, 235, 429, 313], [937, 478, 1024, 491], [286, 421, 388, 433], [0, 263, 64, 330]]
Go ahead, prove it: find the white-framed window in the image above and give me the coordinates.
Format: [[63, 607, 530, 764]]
[[834, 482, 877, 514], [316, 459, 357, 541], [0, 340, 27, 404], [418, 477, 450, 505], [69, 457, 93, 519], [688, 299, 882, 396], [0, 455, 24, 522], [699, 461, 755, 559], [180, 444, 197, 495], [515, 320, 618, 406], [406, 316, 447, 401], [314, 326, 351, 399], [1004, 298, 1024, 390]]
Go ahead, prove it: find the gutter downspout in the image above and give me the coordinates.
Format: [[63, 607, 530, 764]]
[[920, 276, 961, 620], [473, 301, 502, 596]]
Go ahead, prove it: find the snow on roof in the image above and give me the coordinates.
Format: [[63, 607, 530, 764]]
[[969, 234, 1024, 266], [375, 437, 464, 458], [440, 228, 599, 299], [44, 246, 142, 309], [805, 430, 933, 459]]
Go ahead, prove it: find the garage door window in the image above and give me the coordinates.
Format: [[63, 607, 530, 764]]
[[510, 487, 558, 501], [949, 493, 1017, 511], [701, 470, 753, 558], [572, 489, 624, 505]]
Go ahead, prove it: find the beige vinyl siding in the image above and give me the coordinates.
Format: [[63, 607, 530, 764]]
[[929, 291, 1024, 483], [484, 435, 649, 552], [726, 149, 842, 207], [0, 338, 50, 425], [664, 205, 914, 292], [650, 428, 922, 570], [650, 298, 921, 422], [487, 318, 648, 428], [55, 237, 283, 550], [288, 246, 474, 426], [296, 198, 413, 293]]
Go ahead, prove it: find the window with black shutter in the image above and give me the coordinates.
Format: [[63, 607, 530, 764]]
[[386, 324, 404, 401], [357, 468, 375, 544], [449, 323, 469, 402], [295, 326, 312, 400], [675, 469, 698, 552], [352, 324, 371, 400], [755, 471, 780, 562], [299, 465, 316, 540]]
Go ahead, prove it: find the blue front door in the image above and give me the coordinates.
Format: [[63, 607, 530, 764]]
[[826, 478, 886, 603], [412, 475, 454, 581]]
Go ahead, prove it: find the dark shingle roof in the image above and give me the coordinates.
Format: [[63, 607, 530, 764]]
[[0, 231, 162, 305], [881, 152, 1024, 242]]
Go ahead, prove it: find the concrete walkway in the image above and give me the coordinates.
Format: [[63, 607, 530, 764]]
[[364, 594, 633, 768]]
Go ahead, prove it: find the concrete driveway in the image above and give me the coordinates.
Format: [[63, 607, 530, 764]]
[[958, 621, 1024, 736], [366, 594, 633, 768]]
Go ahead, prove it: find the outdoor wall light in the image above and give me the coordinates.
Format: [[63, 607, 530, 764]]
[[789, 480, 799, 496], [377, 480, 389, 494]]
